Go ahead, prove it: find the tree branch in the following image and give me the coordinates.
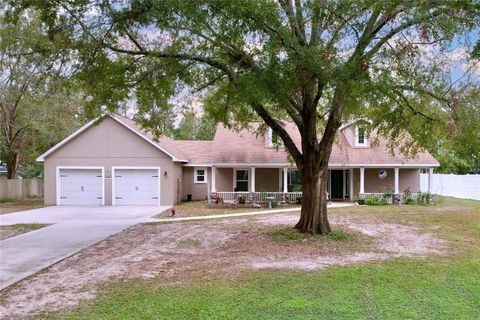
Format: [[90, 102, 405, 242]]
[[251, 101, 303, 165]]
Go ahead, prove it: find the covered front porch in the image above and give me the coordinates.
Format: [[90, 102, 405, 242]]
[[205, 165, 435, 204]]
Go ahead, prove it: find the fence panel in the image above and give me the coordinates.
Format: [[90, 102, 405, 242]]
[[0, 179, 44, 200], [420, 173, 480, 200]]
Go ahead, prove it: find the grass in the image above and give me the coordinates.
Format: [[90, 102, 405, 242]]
[[39, 197, 480, 319], [0, 197, 44, 215], [0, 223, 50, 240], [267, 227, 352, 242], [154, 200, 300, 218]]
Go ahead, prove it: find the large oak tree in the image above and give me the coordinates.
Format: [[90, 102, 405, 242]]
[[13, 0, 480, 233]]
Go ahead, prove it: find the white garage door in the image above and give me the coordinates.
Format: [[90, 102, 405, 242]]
[[58, 168, 103, 205], [114, 169, 160, 205]]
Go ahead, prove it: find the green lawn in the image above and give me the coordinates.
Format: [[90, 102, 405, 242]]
[[42, 197, 480, 320]]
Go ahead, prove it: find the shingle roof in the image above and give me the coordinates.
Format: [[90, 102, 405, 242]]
[[115, 114, 439, 167]]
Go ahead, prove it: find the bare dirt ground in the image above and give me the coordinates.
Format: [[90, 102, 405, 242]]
[[0, 210, 446, 319]]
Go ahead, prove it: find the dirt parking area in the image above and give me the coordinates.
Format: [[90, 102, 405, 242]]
[[0, 209, 446, 319]]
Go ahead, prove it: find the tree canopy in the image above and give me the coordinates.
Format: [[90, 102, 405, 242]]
[[0, 9, 83, 178], [8, 0, 480, 232]]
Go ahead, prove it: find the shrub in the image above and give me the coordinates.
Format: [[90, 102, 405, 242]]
[[296, 196, 302, 204], [417, 192, 433, 205], [404, 198, 416, 205], [364, 196, 388, 206], [237, 195, 246, 204]]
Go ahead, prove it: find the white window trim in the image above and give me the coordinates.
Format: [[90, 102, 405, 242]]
[[355, 125, 367, 147], [266, 127, 273, 148], [233, 168, 250, 192], [112, 166, 161, 206], [56, 166, 105, 206], [194, 167, 208, 184]]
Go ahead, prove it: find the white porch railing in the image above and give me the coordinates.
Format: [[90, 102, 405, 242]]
[[211, 191, 302, 204], [359, 192, 433, 204]]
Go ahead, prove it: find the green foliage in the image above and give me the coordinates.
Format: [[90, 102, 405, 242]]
[[404, 198, 416, 205], [364, 196, 388, 206], [237, 195, 247, 204], [328, 230, 352, 241], [174, 110, 217, 140], [0, 10, 83, 177], [417, 192, 434, 205]]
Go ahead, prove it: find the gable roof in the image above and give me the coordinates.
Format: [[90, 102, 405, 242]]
[[36, 114, 188, 162], [37, 114, 439, 167], [165, 122, 438, 167]]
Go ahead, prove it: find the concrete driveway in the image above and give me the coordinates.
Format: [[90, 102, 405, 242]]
[[0, 206, 168, 290]]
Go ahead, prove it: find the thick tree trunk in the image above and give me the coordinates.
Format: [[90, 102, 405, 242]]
[[294, 159, 331, 234], [6, 152, 19, 179]]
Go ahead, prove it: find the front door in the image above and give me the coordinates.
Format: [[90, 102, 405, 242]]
[[330, 170, 344, 199]]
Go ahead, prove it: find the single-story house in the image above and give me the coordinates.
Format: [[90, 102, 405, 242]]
[[37, 114, 439, 206]]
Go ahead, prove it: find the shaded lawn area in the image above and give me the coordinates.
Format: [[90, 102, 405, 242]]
[[0, 197, 44, 215], [43, 197, 480, 320], [154, 200, 301, 218], [0, 223, 50, 240]]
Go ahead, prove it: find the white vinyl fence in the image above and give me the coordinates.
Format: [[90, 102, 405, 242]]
[[420, 173, 480, 200], [0, 179, 44, 200]]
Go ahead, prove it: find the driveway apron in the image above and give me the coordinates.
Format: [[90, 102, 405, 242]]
[[0, 206, 165, 290]]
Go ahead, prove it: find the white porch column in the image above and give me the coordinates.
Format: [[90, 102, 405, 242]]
[[349, 169, 354, 200], [251, 167, 256, 192], [211, 166, 216, 192], [394, 167, 399, 194], [283, 167, 288, 193], [359, 167, 365, 194], [428, 167, 434, 193]]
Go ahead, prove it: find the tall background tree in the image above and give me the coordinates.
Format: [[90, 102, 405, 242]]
[[0, 9, 83, 179], [175, 109, 217, 140], [13, 0, 480, 233]]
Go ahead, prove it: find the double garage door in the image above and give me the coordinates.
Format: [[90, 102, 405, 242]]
[[58, 168, 159, 206]]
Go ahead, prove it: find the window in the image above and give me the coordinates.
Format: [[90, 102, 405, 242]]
[[235, 169, 249, 191], [194, 167, 207, 184], [266, 127, 283, 148], [356, 126, 367, 146]]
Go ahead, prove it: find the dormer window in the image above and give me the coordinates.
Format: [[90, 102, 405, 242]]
[[355, 126, 367, 147], [266, 127, 283, 148]]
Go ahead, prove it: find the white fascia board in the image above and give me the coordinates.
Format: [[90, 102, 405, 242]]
[[183, 162, 439, 168], [36, 117, 101, 162], [183, 163, 292, 168], [328, 163, 440, 168]]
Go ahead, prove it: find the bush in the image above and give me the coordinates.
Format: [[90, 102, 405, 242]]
[[296, 196, 302, 204], [237, 195, 246, 204], [404, 198, 416, 205], [417, 192, 433, 205], [364, 196, 388, 206]]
